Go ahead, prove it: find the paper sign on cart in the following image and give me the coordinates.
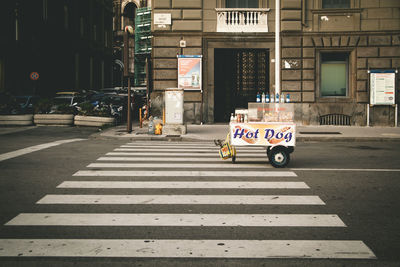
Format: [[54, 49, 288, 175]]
[[230, 123, 296, 146]]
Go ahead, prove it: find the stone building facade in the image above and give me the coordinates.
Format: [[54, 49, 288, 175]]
[[151, 0, 400, 126]]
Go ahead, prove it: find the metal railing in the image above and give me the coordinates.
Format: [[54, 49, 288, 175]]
[[320, 114, 351, 126]]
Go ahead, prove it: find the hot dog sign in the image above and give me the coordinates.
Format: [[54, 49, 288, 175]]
[[230, 123, 296, 146]]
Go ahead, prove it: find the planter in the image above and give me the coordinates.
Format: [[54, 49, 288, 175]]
[[34, 114, 74, 126], [0, 114, 34, 126], [74, 115, 115, 127]]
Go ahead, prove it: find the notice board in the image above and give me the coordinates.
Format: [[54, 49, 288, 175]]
[[177, 55, 202, 91], [370, 70, 396, 105]]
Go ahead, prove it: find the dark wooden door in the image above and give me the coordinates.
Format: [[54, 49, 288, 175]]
[[214, 49, 269, 122]]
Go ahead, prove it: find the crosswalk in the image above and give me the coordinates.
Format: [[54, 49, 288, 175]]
[[0, 141, 376, 260]]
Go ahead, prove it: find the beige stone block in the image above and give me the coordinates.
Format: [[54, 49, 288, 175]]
[[153, 25, 172, 31], [312, 37, 323, 47], [331, 37, 340, 47], [368, 58, 391, 68], [154, 47, 180, 57], [282, 48, 301, 58], [281, 21, 302, 31], [303, 59, 315, 69], [172, 0, 201, 8], [183, 48, 202, 55], [203, 0, 217, 9], [183, 36, 203, 47], [357, 80, 367, 92], [203, 21, 216, 32], [380, 47, 400, 57], [361, 19, 380, 31], [393, 35, 400, 45], [357, 47, 378, 57], [203, 10, 216, 20], [357, 92, 369, 103], [302, 92, 315, 102], [303, 37, 314, 47], [369, 35, 391, 46], [368, 8, 392, 19], [357, 70, 368, 80], [183, 10, 202, 19], [282, 37, 302, 47], [154, 59, 177, 69], [281, 0, 301, 9], [153, 80, 178, 90], [381, 0, 400, 7], [172, 20, 202, 31], [340, 36, 350, 46], [361, 0, 379, 8], [302, 81, 315, 91], [357, 58, 367, 69], [153, 36, 181, 47], [303, 70, 314, 80], [380, 19, 400, 30], [349, 36, 360, 46], [281, 81, 301, 91], [358, 36, 368, 46], [282, 10, 301, 20], [322, 37, 331, 47], [184, 92, 202, 102], [392, 58, 400, 68], [303, 48, 315, 58], [153, 0, 171, 9], [282, 70, 301, 80], [154, 69, 177, 80], [319, 15, 355, 32]]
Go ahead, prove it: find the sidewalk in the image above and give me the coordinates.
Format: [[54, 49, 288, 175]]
[[98, 123, 400, 142]]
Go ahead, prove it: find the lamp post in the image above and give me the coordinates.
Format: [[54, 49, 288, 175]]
[[275, 0, 281, 97], [124, 25, 134, 133]]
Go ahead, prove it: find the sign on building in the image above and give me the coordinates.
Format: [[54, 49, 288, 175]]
[[177, 55, 202, 91], [369, 70, 396, 105]]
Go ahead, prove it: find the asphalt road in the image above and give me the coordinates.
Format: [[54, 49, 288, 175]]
[[0, 126, 400, 266]]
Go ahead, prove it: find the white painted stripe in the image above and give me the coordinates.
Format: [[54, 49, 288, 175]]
[[57, 181, 309, 189], [37, 195, 324, 205], [73, 170, 296, 177], [0, 139, 86, 162], [97, 157, 266, 162], [106, 152, 266, 157], [120, 145, 265, 150], [0, 239, 376, 258], [292, 168, 400, 172], [115, 148, 266, 153], [87, 163, 271, 169], [6, 213, 344, 227]]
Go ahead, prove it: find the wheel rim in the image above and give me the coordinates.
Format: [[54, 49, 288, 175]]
[[273, 152, 285, 164]]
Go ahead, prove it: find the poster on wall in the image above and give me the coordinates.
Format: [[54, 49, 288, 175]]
[[177, 55, 202, 91], [370, 70, 396, 105]]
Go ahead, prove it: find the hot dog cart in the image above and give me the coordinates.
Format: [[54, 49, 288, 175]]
[[228, 103, 295, 168]]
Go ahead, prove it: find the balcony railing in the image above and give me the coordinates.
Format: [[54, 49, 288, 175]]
[[216, 8, 270, 33]]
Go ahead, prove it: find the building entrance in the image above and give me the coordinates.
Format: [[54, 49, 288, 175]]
[[214, 48, 269, 122]]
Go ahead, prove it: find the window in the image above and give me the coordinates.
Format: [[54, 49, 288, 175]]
[[226, 0, 258, 8], [320, 52, 348, 97], [322, 0, 350, 8]]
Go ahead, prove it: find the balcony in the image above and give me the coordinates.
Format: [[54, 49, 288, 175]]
[[215, 8, 270, 33]]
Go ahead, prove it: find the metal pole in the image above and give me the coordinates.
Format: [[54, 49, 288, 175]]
[[395, 104, 398, 127], [275, 0, 281, 96], [367, 104, 370, 127], [124, 29, 132, 133]]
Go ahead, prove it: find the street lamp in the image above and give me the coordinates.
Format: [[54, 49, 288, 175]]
[[124, 25, 133, 133]]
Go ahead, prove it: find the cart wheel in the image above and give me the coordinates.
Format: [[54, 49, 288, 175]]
[[266, 146, 272, 157], [268, 147, 290, 168]]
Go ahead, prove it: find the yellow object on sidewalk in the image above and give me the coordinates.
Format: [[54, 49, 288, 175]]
[[155, 123, 163, 135]]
